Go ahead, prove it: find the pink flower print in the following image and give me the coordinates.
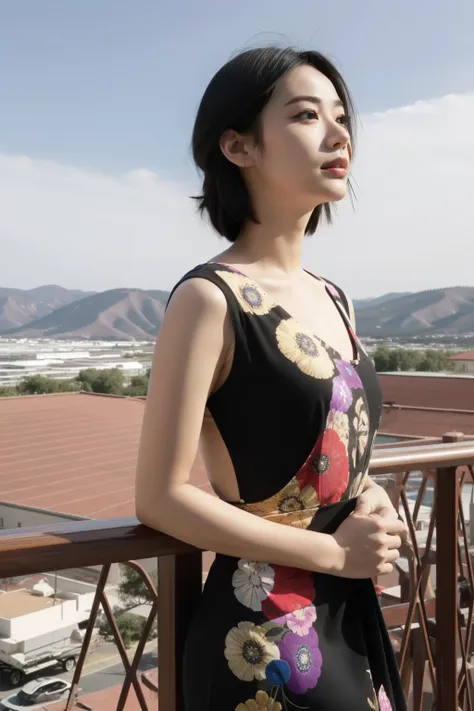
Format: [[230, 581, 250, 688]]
[[274, 604, 317, 637], [325, 282, 341, 300], [378, 685, 393, 711]]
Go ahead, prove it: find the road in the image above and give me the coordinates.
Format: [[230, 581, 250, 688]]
[[73, 650, 157, 696], [0, 642, 157, 702]]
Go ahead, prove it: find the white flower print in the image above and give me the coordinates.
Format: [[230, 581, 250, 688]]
[[232, 560, 275, 611], [327, 409, 350, 447], [352, 397, 369, 466]]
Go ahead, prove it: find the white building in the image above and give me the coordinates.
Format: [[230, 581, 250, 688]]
[[0, 338, 151, 386], [0, 576, 100, 679]]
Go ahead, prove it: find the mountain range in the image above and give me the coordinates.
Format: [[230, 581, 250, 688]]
[[0, 284, 473, 340], [0, 285, 94, 332], [0, 288, 169, 340]]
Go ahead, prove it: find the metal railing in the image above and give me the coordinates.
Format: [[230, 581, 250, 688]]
[[1, 434, 474, 710]]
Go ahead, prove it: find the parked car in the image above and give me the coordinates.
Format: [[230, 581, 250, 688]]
[[0, 677, 71, 710]]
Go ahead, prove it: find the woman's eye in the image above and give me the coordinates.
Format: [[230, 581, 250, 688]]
[[295, 109, 318, 121], [337, 115, 348, 125]]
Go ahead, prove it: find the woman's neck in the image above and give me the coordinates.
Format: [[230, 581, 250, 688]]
[[225, 210, 314, 276]]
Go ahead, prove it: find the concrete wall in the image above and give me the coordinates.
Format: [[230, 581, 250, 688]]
[[0, 503, 81, 530], [453, 361, 474, 373]]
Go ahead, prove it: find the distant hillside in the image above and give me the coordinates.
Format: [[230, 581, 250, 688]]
[[353, 292, 412, 310], [0, 285, 94, 331], [355, 286, 474, 337], [1, 288, 169, 340], [2, 282, 474, 341]]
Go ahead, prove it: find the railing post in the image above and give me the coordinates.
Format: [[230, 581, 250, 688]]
[[436, 432, 462, 711], [158, 552, 202, 711]]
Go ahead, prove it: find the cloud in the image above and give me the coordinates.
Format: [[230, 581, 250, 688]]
[[1, 91, 473, 296], [0, 156, 220, 291], [308, 92, 474, 296]]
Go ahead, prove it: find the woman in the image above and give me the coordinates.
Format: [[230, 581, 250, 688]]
[[135, 46, 407, 711]]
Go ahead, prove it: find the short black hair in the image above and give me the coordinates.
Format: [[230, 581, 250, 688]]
[[192, 46, 355, 243]]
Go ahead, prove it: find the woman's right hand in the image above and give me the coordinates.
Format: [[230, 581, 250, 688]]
[[331, 512, 407, 578]]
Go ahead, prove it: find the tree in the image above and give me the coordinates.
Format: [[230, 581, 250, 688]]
[[417, 349, 454, 372], [122, 374, 149, 397], [98, 611, 154, 648], [373, 346, 391, 372], [0, 387, 18, 397], [76, 368, 125, 395], [373, 346, 454, 373], [16, 375, 61, 395], [118, 566, 157, 607], [15, 375, 79, 395]]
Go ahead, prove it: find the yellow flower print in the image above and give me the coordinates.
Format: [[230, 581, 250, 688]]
[[277, 479, 319, 514], [215, 270, 273, 315], [236, 689, 283, 711], [326, 410, 350, 447], [275, 318, 335, 379], [225, 621, 280, 682], [239, 477, 319, 528], [353, 397, 369, 466]]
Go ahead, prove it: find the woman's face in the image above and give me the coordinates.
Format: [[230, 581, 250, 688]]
[[251, 64, 351, 207]]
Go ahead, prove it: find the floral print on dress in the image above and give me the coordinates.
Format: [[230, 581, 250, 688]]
[[235, 689, 282, 711], [262, 566, 315, 619], [277, 626, 323, 694], [296, 428, 349, 506], [237, 477, 319, 529], [275, 318, 335, 379], [353, 396, 370, 466], [368, 685, 393, 711], [335, 358, 363, 390], [326, 409, 350, 446], [232, 560, 275, 612], [377, 686, 394, 711], [215, 270, 274, 316], [225, 621, 280, 681], [274, 604, 317, 637], [330, 375, 353, 412]]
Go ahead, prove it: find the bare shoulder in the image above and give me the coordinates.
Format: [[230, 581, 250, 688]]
[[166, 274, 228, 322]]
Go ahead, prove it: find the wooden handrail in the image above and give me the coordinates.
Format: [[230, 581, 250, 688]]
[[0, 516, 198, 578], [370, 437, 474, 474]]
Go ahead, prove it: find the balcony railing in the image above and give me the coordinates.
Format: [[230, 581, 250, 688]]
[[1, 434, 474, 711]]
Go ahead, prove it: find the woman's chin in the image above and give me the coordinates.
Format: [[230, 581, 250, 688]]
[[319, 181, 349, 203]]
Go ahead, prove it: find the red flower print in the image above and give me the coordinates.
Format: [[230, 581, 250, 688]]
[[296, 429, 349, 506], [262, 565, 315, 620]]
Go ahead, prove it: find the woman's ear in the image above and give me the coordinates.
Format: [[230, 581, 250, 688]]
[[219, 129, 256, 168]]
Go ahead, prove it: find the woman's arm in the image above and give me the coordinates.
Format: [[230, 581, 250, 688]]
[[135, 278, 341, 574]]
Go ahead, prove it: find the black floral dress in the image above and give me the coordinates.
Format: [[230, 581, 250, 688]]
[[167, 262, 406, 711]]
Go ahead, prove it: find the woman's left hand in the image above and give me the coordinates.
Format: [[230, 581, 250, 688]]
[[355, 479, 398, 521]]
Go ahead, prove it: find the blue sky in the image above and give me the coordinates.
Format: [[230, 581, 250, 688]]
[[0, 0, 473, 294]]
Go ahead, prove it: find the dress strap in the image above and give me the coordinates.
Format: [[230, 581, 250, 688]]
[[319, 278, 353, 326], [166, 263, 251, 367]]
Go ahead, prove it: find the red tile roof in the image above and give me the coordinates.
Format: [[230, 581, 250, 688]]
[[0, 392, 210, 520], [449, 351, 474, 361]]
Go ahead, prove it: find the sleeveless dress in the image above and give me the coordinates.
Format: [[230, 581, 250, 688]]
[[168, 262, 406, 711]]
